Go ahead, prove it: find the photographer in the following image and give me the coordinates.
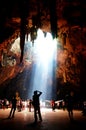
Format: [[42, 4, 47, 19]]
[[32, 90, 42, 123]]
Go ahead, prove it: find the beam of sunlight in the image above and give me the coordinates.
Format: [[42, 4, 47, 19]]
[[28, 29, 57, 101]]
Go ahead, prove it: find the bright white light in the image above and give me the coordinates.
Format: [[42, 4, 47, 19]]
[[33, 29, 57, 65], [28, 29, 57, 100]]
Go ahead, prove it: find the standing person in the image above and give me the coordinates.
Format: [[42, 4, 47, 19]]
[[8, 95, 17, 118], [51, 100, 55, 111], [29, 99, 32, 112], [32, 90, 42, 123], [65, 91, 74, 121]]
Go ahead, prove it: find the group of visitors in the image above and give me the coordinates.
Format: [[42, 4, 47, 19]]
[[7, 90, 75, 123]]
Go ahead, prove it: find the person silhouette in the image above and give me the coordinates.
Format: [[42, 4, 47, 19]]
[[65, 91, 74, 121], [8, 95, 17, 118], [51, 100, 55, 111], [32, 90, 42, 123], [29, 99, 32, 112]]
